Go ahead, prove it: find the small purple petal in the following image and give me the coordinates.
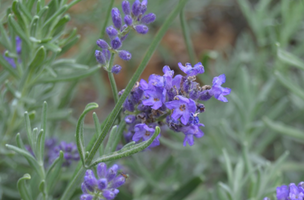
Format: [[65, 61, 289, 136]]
[[135, 24, 149, 34], [111, 37, 122, 49], [122, 1, 131, 15], [111, 8, 122, 29], [97, 163, 107, 178], [132, 0, 141, 16], [111, 65, 122, 74], [141, 13, 156, 24], [118, 50, 132, 60], [124, 15, 133, 26]]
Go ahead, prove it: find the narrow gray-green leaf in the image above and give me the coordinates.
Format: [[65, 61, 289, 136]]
[[278, 48, 304, 70], [24, 112, 33, 147], [46, 151, 64, 191], [104, 125, 118, 155], [28, 46, 46, 71], [17, 174, 32, 200], [89, 127, 161, 167], [76, 103, 99, 166]]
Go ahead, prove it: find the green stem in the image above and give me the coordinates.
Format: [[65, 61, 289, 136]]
[[180, 6, 196, 64], [85, 0, 189, 166], [99, 0, 115, 38], [107, 54, 119, 103]]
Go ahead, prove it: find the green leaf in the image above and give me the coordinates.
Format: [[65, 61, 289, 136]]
[[89, 127, 161, 167], [15, 133, 25, 149], [43, 5, 68, 28], [6, 144, 44, 178], [104, 121, 126, 154], [46, 151, 64, 191], [44, 42, 61, 52], [76, 103, 99, 166], [28, 46, 46, 71], [263, 117, 304, 142], [39, 65, 101, 82], [274, 71, 304, 101], [30, 16, 39, 37], [0, 55, 19, 78], [35, 129, 45, 164], [222, 149, 233, 186], [24, 112, 33, 148], [85, 0, 189, 166], [277, 48, 304, 70], [17, 174, 32, 200], [164, 177, 203, 200], [7, 14, 30, 47]]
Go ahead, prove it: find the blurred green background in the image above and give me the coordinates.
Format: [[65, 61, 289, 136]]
[[1, 0, 304, 199]]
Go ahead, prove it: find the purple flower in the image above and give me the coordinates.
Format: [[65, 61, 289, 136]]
[[106, 26, 118, 38], [111, 37, 122, 49], [166, 95, 196, 125], [276, 185, 289, 200], [118, 50, 132, 60], [49, 141, 79, 167], [180, 124, 204, 146], [80, 194, 94, 200], [132, 0, 141, 16], [3, 36, 22, 68], [212, 74, 231, 102], [132, 123, 160, 147], [135, 25, 149, 34], [111, 65, 122, 74], [124, 15, 133, 26], [111, 8, 122, 29], [289, 183, 304, 200], [141, 13, 156, 24], [122, 1, 131, 15], [163, 65, 174, 89], [81, 163, 126, 200], [95, 50, 107, 65], [142, 87, 166, 110], [178, 62, 204, 76], [97, 39, 109, 49]]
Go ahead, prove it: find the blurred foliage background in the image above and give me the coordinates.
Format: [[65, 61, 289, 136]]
[[1, 0, 304, 199]]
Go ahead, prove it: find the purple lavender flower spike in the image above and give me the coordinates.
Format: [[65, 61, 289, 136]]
[[289, 183, 304, 200], [48, 141, 79, 166], [178, 62, 204, 76], [276, 185, 289, 200], [141, 13, 156, 24], [142, 87, 166, 110], [111, 8, 122, 29], [132, 0, 141, 16], [212, 74, 231, 102], [166, 95, 197, 125], [95, 50, 107, 65], [111, 37, 122, 49], [111, 64, 122, 74], [106, 26, 118, 38], [118, 50, 132, 60], [97, 162, 107, 178], [80, 194, 94, 200], [124, 15, 133, 26], [135, 24, 149, 34], [122, 1, 131, 15]]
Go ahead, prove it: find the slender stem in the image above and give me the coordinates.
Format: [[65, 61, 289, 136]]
[[107, 54, 119, 103], [100, 0, 115, 38], [85, 0, 189, 166], [180, 6, 196, 64]]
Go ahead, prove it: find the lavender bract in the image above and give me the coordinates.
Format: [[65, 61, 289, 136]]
[[119, 62, 231, 147], [80, 163, 126, 200], [95, 0, 156, 73]]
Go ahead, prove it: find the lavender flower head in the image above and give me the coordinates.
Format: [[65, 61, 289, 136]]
[[95, 0, 156, 74], [49, 141, 80, 167], [264, 182, 304, 200], [81, 163, 127, 200], [120, 62, 231, 147]]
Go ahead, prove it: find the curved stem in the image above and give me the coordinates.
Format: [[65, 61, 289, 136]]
[[180, 6, 196, 64], [107, 54, 119, 104]]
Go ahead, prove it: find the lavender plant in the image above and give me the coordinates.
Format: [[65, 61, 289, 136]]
[[1, 0, 304, 200]]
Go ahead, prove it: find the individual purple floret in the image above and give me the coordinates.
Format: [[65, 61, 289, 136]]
[[97, 39, 109, 49], [134, 25, 149, 34], [80, 163, 127, 200], [49, 141, 80, 167], [111, 65, 122, 74], [118, 50, 132, 60], [141, 13, 156, 24], [119, 62, 230, 147], [111, 8, 122, 30], [122, 1, 131, 15], [3, 36, 22, 68]]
